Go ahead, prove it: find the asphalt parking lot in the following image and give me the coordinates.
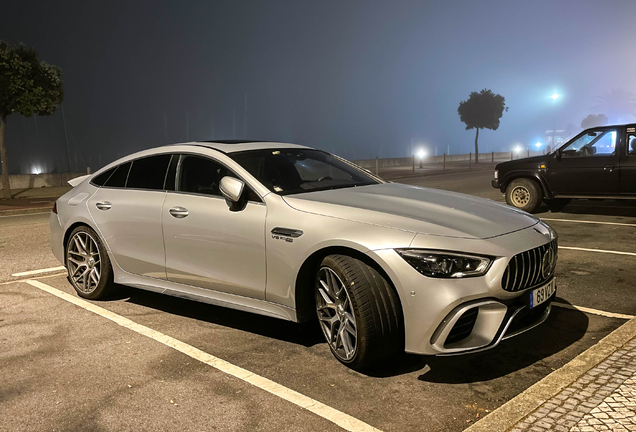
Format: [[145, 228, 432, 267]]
[[2, 170, 635, 432]]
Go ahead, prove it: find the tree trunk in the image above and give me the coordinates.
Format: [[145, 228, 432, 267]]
[[474, 128, 480, 163], [0, 115, 11, 200]]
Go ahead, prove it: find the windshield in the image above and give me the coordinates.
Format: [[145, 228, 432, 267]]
[[230, 149, 380, 195]]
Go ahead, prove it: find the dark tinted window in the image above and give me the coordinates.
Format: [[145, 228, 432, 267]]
[[177, 155, 260, 201], [91, 167, 116, 186], [230, 149, 378, 195], [126, 154, 172, 190], [104, 162, 131, 188]]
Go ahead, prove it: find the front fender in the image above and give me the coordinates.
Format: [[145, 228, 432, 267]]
[[500, 171, 553, 199]]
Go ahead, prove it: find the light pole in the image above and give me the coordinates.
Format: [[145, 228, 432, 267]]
[[550, 92, 560, 150], [417, 149, 426, 168]]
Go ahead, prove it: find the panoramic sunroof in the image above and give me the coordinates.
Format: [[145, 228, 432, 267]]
[[200, 140, 272, 144]]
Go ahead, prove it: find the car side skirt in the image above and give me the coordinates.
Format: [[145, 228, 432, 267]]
[[108, 252, 298, 322]]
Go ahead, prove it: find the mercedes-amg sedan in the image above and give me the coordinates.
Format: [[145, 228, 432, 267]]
[[50, 141, 558, 370]]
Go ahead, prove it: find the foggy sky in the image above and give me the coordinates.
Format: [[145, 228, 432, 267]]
[[2, 0, 636, 174]]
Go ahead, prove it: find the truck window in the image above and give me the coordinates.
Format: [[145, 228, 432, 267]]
[[561, 129, 616, 157], [628, 134, 636, 155]]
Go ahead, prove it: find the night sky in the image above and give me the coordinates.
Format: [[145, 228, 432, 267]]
[[2, 0, 636, 174]]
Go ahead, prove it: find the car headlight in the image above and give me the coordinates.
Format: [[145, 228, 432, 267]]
[[494, 170, 499, 179], [395, 249, 493, 278]]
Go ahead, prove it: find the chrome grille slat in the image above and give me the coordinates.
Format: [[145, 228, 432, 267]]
[[518, 252, 526, 291], [502, 239, 557, 292]]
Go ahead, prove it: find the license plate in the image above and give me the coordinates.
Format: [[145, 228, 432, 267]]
[[529, 278, 556, 309]]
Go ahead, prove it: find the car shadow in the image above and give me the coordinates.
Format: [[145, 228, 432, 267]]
[[120, 286, 325, 348], [121, 285, 589, 380], [363, 298, 589, 380]]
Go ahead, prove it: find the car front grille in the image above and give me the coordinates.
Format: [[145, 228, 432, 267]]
[[502, 239, 557, 292]]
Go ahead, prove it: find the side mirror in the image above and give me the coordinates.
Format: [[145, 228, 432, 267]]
[[555, 149, 562, 160], [219, 176, 246, 211]]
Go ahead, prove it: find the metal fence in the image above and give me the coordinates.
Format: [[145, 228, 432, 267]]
[[351, 150, 546, 178]]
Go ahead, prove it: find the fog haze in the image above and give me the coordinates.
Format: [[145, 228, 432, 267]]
[[2, 0, 636, 173]]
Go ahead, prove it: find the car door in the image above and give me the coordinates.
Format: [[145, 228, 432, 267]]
[[619, 127, 636, 194], [88, 154, 173, 279], [547, 127, 620, 196], [162, 154, 267, 299]]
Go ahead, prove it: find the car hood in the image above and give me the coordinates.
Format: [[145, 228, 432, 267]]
[[282, 183, 538, 239]]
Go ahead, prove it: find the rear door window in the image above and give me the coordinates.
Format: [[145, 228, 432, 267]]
[[91, 167, 116, 186], [126, 154, 172, 190], [104, 162, 131, 188]]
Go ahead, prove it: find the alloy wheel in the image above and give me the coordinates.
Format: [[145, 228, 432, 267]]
[[67, 231, 101, 293], [316, 267, 358, 361]]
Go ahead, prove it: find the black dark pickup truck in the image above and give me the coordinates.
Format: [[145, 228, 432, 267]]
[[492, 123, 636, 212]]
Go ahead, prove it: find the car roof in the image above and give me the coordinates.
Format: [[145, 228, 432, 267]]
[[173, 141, 312, 154]]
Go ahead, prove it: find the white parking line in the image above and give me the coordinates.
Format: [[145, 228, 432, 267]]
[[543, 218, 636, 228], [0, 211, 49, 218], [11, 266, 66, 277], [559, 246, 636, 257], [23, 279, 381, 432], [552, 302, 634, 320]]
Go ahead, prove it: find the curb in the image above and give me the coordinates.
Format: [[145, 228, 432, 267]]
[[464, 316, 636, 432], [0, 208, 52, 217]]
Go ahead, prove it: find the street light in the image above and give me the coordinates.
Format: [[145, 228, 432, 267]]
[[535, 142, 542, 148], [551, 92, 560, 101], [417, 149, 427, 168]]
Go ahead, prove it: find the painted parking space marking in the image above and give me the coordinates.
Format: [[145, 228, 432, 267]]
[[542, 218, 636, 228], [11, 266, 66, 277], [559, 246, 636, 257], [0, 211, 49, 218], [0, 271, 66, 286], [23, 279, 381, 432], [552, 302, 634, 320]]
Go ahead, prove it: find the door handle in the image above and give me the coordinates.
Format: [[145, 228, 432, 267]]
[[95, 201, 112, 210], [169, 206, 189, 218], [604, 164, 615, 172]]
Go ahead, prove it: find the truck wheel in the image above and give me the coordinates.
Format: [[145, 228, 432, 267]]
[[505, 178, 542, 213], [544, 198, 571, 212], [315, 254, 403, 371]]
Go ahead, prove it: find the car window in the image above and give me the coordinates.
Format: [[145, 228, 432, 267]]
[[230, 149, 379, 195], [561, 129, 617, 157], [91, 166, 117, 186], [177, 155, 260, 201], [126, 154, 172, 190], [103, 162, 131, 188], [628, 134, 636, 155]]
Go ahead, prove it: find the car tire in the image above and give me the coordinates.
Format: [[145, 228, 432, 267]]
[[544, 198, 571, 212], [505, 178, 542, 213], [65, 225, 116, 300], [315, 254, 404, 370]]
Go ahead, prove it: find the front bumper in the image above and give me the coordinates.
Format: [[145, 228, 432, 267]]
[[432, 291, 554, 356], [369, 224, 556, 355], [491, 179, 500, 189]]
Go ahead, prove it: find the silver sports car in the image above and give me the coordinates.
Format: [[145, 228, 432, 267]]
[[50, 141, 558, 370]]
